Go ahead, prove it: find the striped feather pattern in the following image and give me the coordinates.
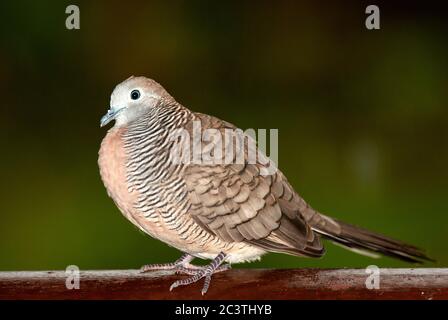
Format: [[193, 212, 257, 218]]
[[99, 76, 431, 264]]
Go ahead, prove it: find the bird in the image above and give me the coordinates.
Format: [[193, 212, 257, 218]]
[[98, 76, 431, 295]]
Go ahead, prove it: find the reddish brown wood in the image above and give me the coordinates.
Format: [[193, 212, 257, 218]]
[[0, 268, 447, 300]]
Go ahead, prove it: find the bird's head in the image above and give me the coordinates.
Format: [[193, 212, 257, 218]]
[[100, 76, 173, 127]]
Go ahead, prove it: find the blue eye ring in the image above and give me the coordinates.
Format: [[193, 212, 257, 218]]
[[130, 89, 141, 100]]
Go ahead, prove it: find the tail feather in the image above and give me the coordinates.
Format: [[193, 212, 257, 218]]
[[312, 214, 433, 263]]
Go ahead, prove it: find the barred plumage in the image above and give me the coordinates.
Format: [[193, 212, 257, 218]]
[[99, 76, 431, 294]]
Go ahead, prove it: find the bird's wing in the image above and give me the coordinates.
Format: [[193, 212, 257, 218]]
[[182, 113, 324, 257]]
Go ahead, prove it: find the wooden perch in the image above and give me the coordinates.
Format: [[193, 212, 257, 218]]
[[0, 268, 447, 300]]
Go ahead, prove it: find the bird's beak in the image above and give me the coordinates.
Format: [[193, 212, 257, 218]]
[[100, 107, 123, 127]]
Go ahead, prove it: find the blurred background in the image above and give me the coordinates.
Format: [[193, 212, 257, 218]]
[[0, 1, 446, 271]]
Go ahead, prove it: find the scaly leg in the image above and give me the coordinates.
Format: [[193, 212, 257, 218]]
[[169, 252, 228, 295], [140, 253, 194, 272], [140, 253, 230, 275]]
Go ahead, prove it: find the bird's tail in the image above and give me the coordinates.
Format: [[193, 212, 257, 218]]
[[311, 213, 433, 263]]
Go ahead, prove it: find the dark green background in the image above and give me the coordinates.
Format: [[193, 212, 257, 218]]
[[0, 1, 446, 271]]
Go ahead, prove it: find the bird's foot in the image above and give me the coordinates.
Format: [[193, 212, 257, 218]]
[[169, 252, 228, 295], [140, 253, 194, 273], [140, 253, 230, 275], [175, 263, 231, 275]]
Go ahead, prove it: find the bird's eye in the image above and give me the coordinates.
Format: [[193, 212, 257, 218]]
[[130, 90, 141, 100]]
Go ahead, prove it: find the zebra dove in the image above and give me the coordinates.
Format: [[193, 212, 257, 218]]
[[98, 76, 431, 295]]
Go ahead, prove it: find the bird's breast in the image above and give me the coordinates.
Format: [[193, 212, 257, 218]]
[[98, 127, 140, 223], [98, 127, 197, 245]]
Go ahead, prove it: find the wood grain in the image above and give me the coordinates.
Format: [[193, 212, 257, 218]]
[[0, 268, 447, 300]]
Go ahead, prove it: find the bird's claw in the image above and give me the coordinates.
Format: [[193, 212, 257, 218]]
[[141, 252, 229, 294], [169, 263, 231, 294], [169, 268, 210, 294]]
